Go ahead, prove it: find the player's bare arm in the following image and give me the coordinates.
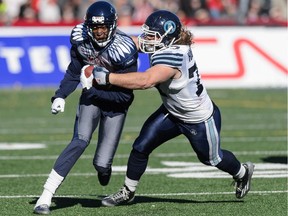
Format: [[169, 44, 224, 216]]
[[109, 65, 179, 89]]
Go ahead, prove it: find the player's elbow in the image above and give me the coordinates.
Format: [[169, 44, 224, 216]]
[[138, 79, 156, 89]]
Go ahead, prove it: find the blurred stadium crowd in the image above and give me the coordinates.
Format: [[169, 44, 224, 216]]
[[0, 0, 287, 26]]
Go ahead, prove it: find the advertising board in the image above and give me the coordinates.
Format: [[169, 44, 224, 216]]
[[0, 26, 287, 88]]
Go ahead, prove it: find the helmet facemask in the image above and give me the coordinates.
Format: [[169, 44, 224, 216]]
[[87, 21, 117, 47], [84, 1, 118, 48], [138, 23, 179, 53]]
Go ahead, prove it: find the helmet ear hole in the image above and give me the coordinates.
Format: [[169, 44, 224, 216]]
[[84, 1, 118, 47]]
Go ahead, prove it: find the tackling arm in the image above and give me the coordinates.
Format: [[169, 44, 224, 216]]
[[101, 65, 178, 90]]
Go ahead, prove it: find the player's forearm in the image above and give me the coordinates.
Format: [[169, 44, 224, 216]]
[[109, 72, 155, 90], [53, 71, 79, 99]]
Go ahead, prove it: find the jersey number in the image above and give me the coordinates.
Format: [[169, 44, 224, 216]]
[[188, 64, 203, 97]]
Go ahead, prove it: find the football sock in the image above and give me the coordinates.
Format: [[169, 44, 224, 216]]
[[124, 176, 138, 192], [234, 164, 246, 179], [35, 169, 64, 207], [35, 189, 53, 208]]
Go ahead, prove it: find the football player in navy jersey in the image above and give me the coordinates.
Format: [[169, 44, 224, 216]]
[[34, 1, 138, 214], [92, 10, 255, 207]]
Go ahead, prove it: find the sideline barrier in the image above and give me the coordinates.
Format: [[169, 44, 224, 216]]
[[0, 26, 287, 88]]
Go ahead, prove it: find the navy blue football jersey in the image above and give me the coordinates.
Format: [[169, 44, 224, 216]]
[[52, 23, 138, 116]]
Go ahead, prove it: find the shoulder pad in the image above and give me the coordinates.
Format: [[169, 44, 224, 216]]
[[70, 23, 89, 45], [107, 34, 138, 66]]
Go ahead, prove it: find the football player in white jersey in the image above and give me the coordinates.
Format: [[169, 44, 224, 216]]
[[90, 10, 255, 206]]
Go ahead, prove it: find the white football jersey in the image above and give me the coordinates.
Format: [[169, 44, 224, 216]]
[[151, 45, 213, 123]]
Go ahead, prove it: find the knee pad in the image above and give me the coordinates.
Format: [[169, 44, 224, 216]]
[[94, 165, 111, 174], [130, 149, 148, 159], [77, 134, 90, 144], [197, 155, 220, 167], [72, 138, 89, 151]]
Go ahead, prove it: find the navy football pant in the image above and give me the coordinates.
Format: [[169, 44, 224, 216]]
[[53, 103, 126, 177], [126, 104, 241, 181]]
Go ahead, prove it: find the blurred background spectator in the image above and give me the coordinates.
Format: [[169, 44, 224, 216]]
[[1, 0, 287, 26], [16, 0, 38, 24], [38, 0, 61, 23], [0, 0, 8, 25]]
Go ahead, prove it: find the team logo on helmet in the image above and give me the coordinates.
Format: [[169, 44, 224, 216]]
[[164, 21, 176, 34], [142, 24, 149, 30], [92, 16, 105, 24]]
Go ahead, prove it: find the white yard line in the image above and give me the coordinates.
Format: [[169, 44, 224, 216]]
[[0, 162, 287, 178], [0, 190, 287, 199], [0, 136, 285, 150]]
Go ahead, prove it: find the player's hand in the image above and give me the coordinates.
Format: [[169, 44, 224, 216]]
[[93, 66, 110, 85], [51, 98, 65, 114], [71, 23, 88, 42], [80, 65, 94, 89]]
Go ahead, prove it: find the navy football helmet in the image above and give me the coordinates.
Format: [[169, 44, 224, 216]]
[[85, 1, 118, 47], [138, 10, 182, 53]]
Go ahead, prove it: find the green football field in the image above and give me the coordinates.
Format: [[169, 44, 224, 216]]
[[0, 88, 287, 216]]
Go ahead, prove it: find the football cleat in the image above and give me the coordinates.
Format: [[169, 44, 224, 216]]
[[234, 162, 255, 199], [33, 204, 50, 215], [98, 168, 112, 186], [102, 185, 135, 207]]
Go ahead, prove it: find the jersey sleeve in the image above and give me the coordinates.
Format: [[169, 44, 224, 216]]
[[52, 23, 90, 101], [51, 45, 83, 102], [151, 49, 183, 69]]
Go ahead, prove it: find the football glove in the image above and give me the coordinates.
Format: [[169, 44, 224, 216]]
[[51, 98, 65, 114], [93, 66, 110, 85], [80, 65, 94, 89]]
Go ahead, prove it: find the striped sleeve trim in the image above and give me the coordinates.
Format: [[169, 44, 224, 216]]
[[151, 52, 183, 67]]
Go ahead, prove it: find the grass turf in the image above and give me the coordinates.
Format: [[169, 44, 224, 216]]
[[0, 88, 287, 216]]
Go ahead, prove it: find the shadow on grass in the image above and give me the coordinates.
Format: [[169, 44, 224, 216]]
[[30, 195, 243, 211], [30, 196, 102, 211], [133, 196, 243, 205], [262, 156, 287, 164]]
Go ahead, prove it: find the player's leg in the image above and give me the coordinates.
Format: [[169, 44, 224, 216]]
[[53, 104, 100, 176], [34, 104, 100, 214], [127, 105, 181, 187], [101, 105, 181, 206], [204, 103, 254, 199], [182, 103, 254, 199], [92, 113, 126, 186]]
